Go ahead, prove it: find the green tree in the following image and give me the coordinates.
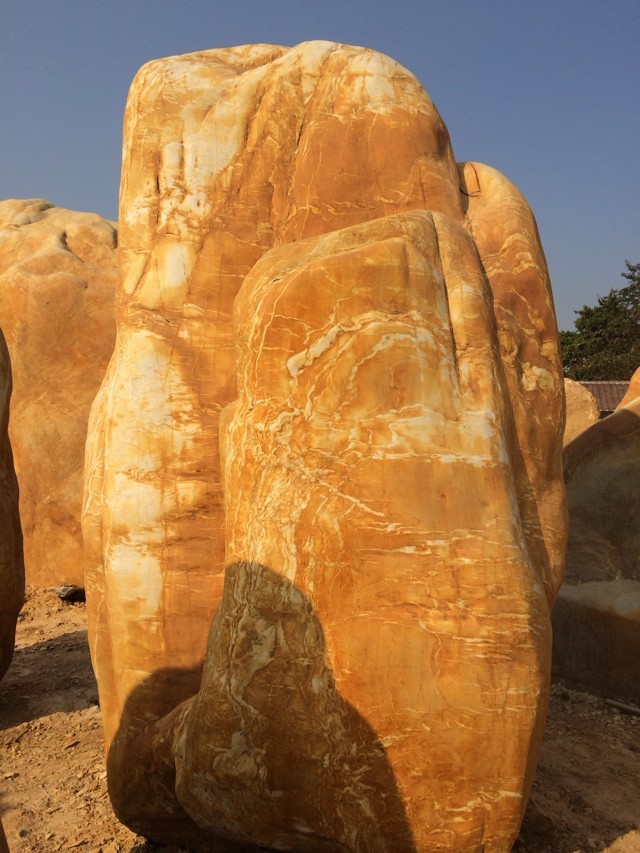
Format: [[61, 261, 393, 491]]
[[560, 261, 640, 380]]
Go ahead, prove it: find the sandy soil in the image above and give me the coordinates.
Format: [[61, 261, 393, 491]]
[[1, 587, 639, 852]]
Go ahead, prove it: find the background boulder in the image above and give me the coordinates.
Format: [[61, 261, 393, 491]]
[[0, 199, 116, 586], [554, 392, 640, 703]]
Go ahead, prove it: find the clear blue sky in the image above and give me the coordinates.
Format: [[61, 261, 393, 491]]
[[2, 0, 638, 329]]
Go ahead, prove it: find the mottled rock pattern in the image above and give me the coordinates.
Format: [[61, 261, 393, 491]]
[[178, 211, 559, 850], [84, 42, 463, 746], [458, 161, 565, 606], [83, 42, 566, 851], [0, 330, 24, 681], [564, 378, 599, 445], [0, 199, 117, 586]]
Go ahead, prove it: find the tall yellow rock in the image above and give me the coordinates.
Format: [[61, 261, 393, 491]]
[[0, 199, 117, 586], [0, 329, 24, 680], [84, 42, 566, 851], [458, 162, 565, 605], [84, 38, 464, 750]]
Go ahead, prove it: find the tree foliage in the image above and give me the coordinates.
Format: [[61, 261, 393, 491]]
[[560, 261, 640, 380]]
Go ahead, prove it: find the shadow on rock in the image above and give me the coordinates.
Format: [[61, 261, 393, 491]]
[[108, 562, 416, 852]]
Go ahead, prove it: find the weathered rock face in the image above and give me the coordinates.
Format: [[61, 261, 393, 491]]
[[553, 393, 640, 702], [0, 199, 117, 586], [458, 162, 565, 607], [564, 378, 599, 444], [0, 330, 24, 681], [83, 42, 566, 851]]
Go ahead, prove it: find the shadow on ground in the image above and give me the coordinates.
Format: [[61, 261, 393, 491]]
[[0, 628, 98, 729]]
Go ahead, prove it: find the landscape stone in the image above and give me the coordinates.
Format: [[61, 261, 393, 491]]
[[0, 199, 117, 586], [83, 42, 566, 850], [563, 377, 600, 445], [0, 329, 24, 681]]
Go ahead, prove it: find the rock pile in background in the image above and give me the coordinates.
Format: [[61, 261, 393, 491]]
[[554, 387, 640, 704]]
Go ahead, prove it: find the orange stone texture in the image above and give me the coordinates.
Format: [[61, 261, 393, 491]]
[[83, 42, 566, 851], [563, 378, 599, 445], [0, 328, 24, 681], [0, 199, 117, 586]]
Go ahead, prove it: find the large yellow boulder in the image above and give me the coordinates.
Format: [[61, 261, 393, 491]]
[[84, 42, 565, 851]]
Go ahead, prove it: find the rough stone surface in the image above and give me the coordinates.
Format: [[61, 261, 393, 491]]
[[0, 329, 24, 681], [564, 377, 599, 445], [83, 42, 566, 851], [0, 199, 117, 586]]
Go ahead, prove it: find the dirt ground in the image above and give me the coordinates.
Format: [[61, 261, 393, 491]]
[[1, 588, 639, 852]]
